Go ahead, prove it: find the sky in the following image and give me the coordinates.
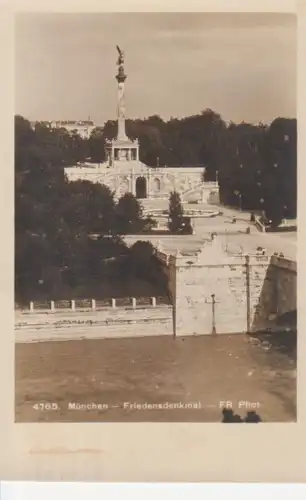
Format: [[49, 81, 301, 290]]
[[15, 13, 296, 125]]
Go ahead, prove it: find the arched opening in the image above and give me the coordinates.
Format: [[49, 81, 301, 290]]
[[153, 177, 161, 192], [135, 176, 147, 199]]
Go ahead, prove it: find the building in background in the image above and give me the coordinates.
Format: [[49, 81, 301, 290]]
[[30, 119, 96, 139]]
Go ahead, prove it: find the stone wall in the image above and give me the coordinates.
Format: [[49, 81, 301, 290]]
[[273, 257, 297, 317], [250, 256, 297, 332], [167, 237, 297, 336], [15, 305, 173, 343], [65, 162, 219, 202], [173, 252, 248, 336], [16, 246, 296, 341]]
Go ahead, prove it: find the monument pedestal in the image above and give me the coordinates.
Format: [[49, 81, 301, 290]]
[[105, 137, 139, 167]]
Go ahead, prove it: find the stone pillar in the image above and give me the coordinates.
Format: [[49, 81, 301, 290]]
[[112, 298, 116, 309], [92, 299, 96, 311], [147, 172, 150, 197], [132, 168, 135, 195], [132, 297, 136, 309], [117, 81, 127, 141], [151, 297, 156, 307], [116, 50, 128, 142], [71, 300, 76, 311], [50, 301, 55, 312], [29, 301, 34, 312]]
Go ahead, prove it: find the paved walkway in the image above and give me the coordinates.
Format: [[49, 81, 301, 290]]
[[139, 199, 297, 261]]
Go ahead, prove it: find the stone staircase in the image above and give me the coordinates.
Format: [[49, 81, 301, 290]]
[[141, 198, 168, 214], [181, 182, 219, 204], [181, 183, 204, 202]]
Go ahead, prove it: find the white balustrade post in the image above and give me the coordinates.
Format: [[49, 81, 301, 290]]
[[50, 300, 55, 312], [151, 297, 156, 307], [92, 299, 96, 311], [112, 298, 116, 309], [71, 300, 75, 311], [29, 301, 34, 312], [132, 297, 136, 309]]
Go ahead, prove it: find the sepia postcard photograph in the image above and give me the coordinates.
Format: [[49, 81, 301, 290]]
[[14, 11, 297, 425]]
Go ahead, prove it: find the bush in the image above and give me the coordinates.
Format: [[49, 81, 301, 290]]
[[168, 191, 184, 233]]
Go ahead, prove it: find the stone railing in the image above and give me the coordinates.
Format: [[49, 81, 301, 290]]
[[271, 255, 297, 273], [254, 217, 266, 233], [254, 217, 297, 234], [265, 224, 297, 233], [16, 296, 170, 314], [15, 300, 174, 341]]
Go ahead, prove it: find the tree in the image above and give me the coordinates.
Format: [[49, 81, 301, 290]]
[[115, 193, 156, 234], [88, 127, 105, 163], [261, 117, 297, 222], [217, 122, 267, 210], [129, 241, 155, 276], [168, 191, 184, 233], [121, 240, 168, 295], [62, 181, 116, 235], [15, 108, 297, 303], [115, 193, 143, 234], [181, 216, 193, 234]]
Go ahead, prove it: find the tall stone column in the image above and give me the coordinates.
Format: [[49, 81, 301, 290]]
[[115, 47, 128, 142], [147, 170, 151, 197], [117, 80, 127, 140]]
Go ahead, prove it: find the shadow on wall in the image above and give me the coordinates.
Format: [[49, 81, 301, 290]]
[[251, 257, 297, 334], [251, 258, 276, 332], [276, 309, 297, 327], [207, 191, 220, 205]]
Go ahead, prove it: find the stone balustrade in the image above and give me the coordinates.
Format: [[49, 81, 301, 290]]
[[15, 303, 173, 342], [254, 217, 266, 233], [15, 236, 297, 341], [16, 296, 166, 314]]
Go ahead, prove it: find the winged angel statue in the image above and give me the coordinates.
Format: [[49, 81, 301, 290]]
[[116, 45, 124, 66]]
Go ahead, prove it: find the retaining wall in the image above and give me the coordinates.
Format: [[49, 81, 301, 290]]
[[15, 305, 173, 343], [169, 238, 297, 336]]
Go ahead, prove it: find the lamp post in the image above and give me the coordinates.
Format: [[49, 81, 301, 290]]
[[211, 294, 216, 335], [259, 197, 265, 220], [206, 294, 219, 334], [234, 190, 242, 211], [238, 165, 243, 210]]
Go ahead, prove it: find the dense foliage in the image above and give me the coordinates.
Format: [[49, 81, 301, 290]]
[[15, 109, 297, 302], [88, 110, 296, 220], [15, 117, 159, 303], [168, 191, 184, 233]]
